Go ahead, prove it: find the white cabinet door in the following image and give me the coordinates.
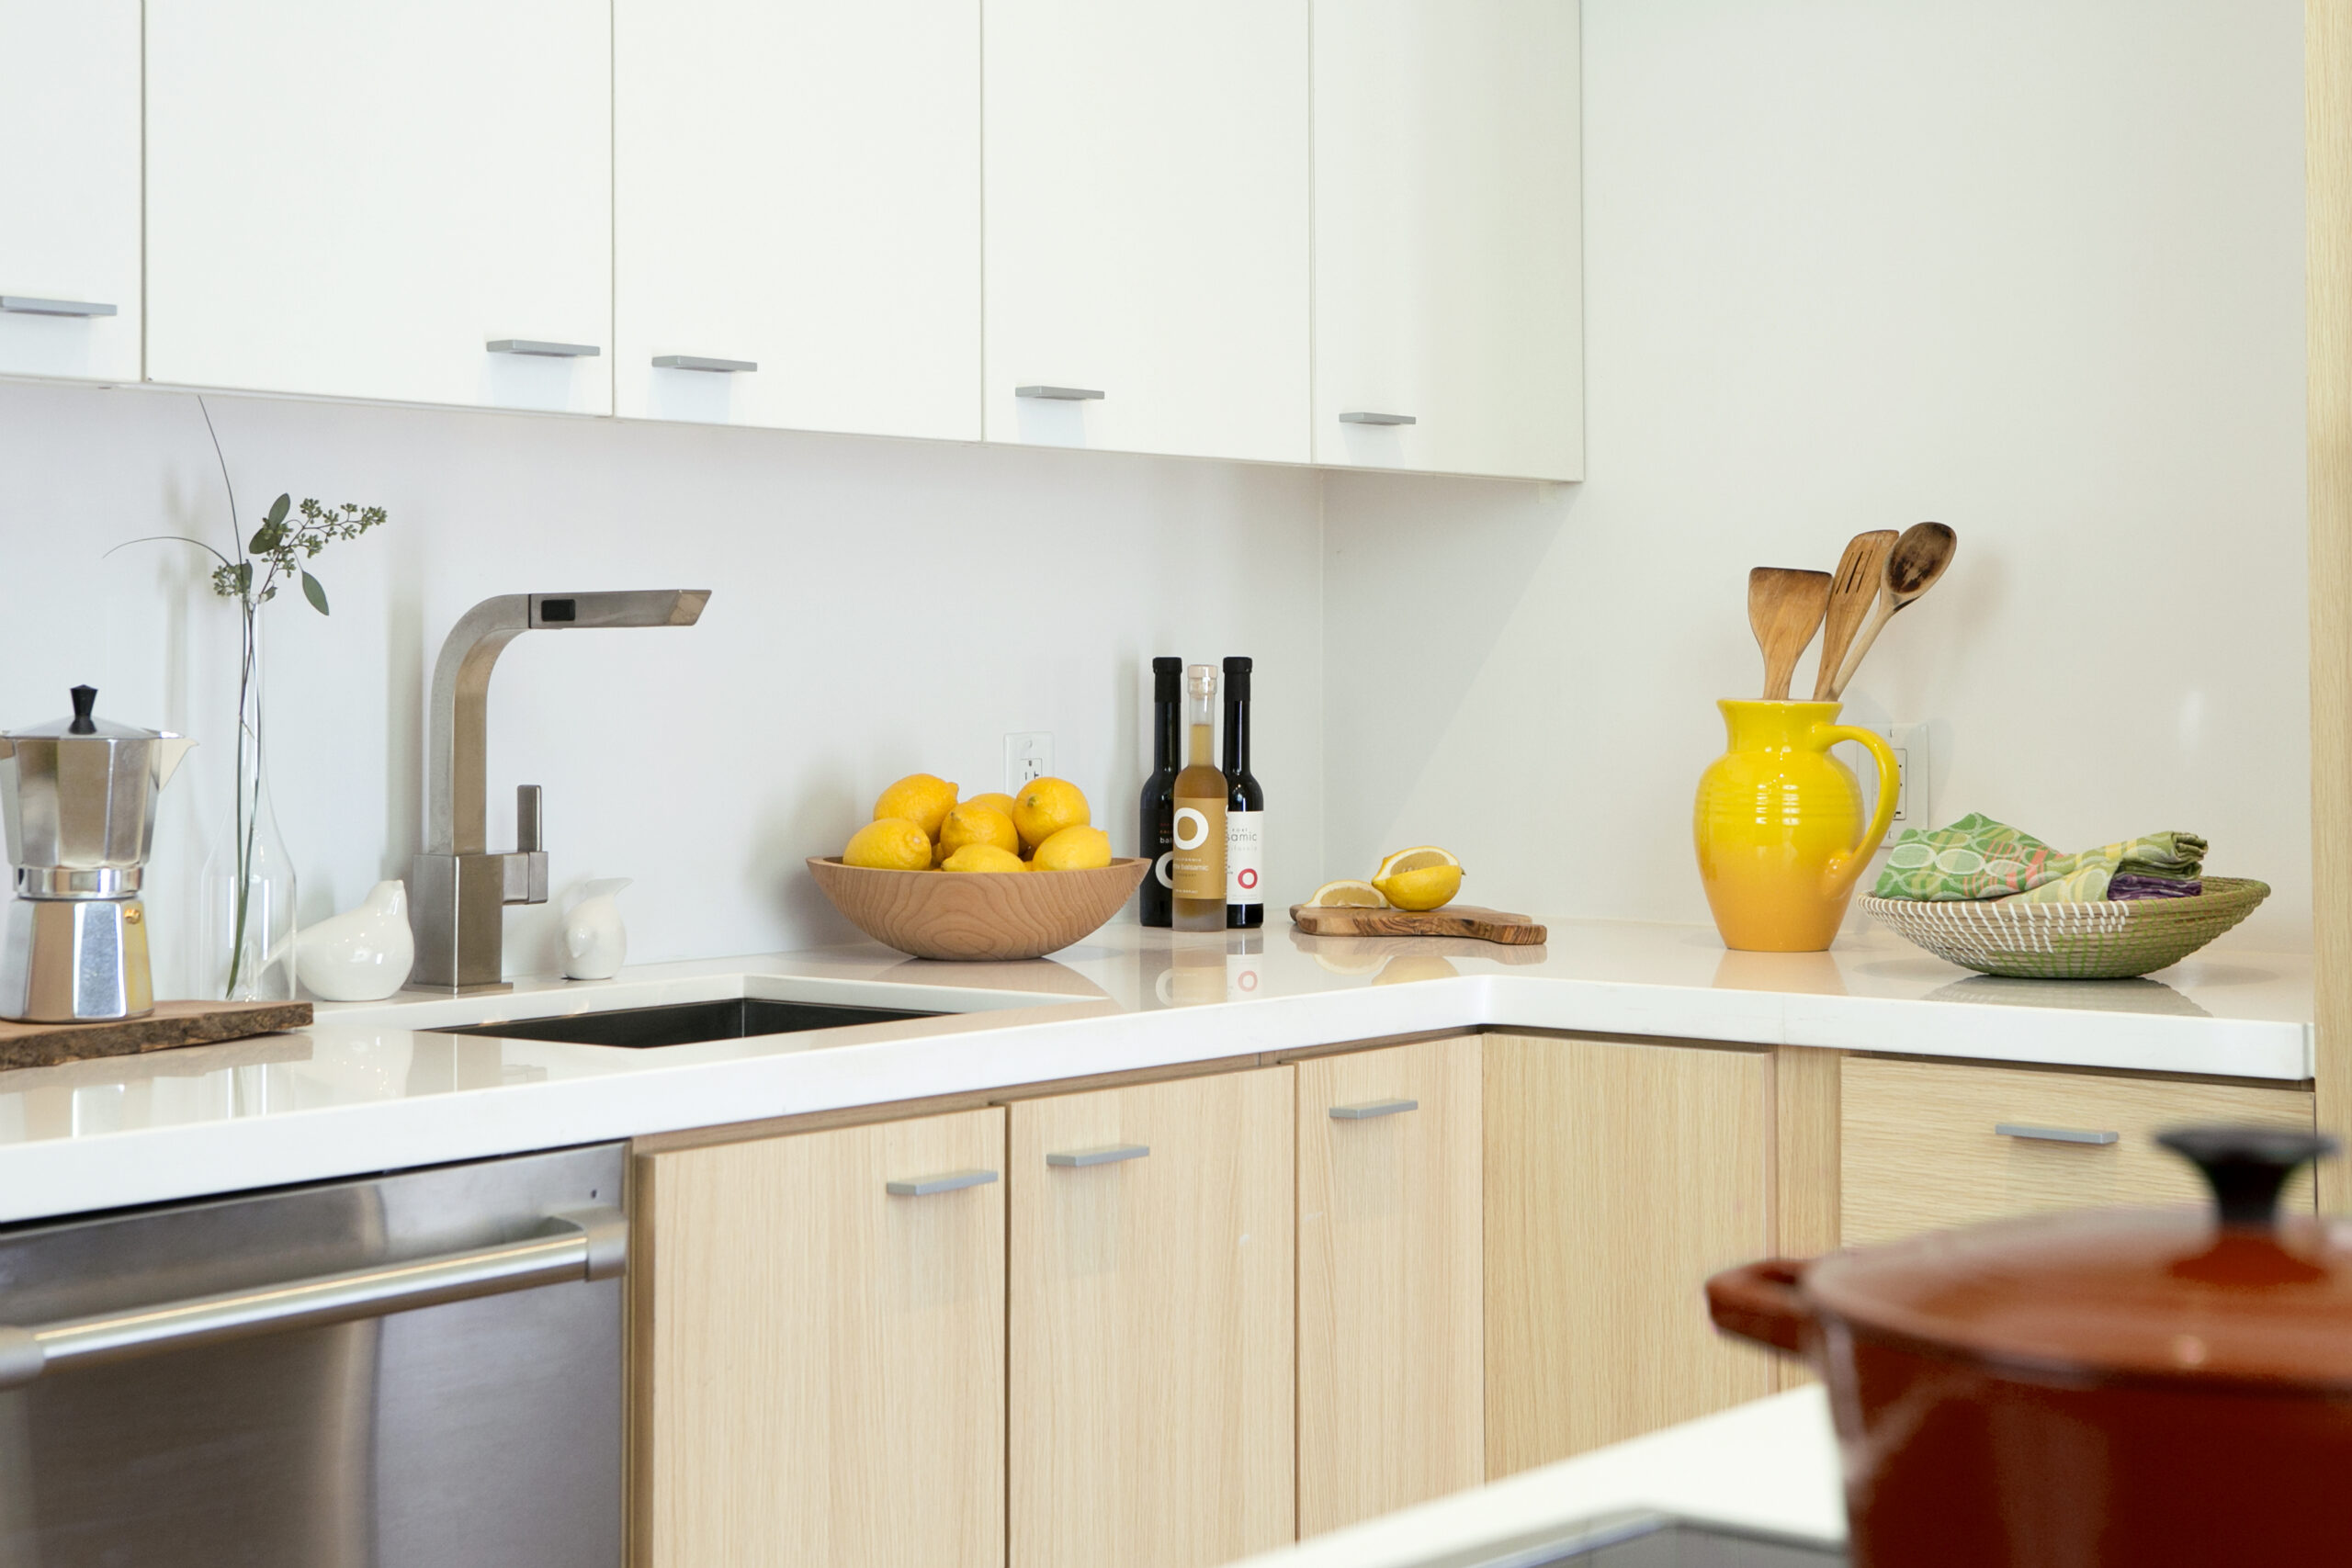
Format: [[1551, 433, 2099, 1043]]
[[0, 0, 141, 383], [1312, 0, 1583, 481], [615, 0, 980, 438], [983, 1, 1309, 464], [146, 0, 611, 414]]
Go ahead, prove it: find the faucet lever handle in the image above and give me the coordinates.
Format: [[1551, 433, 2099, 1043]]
[[517, 784, 544, 853]]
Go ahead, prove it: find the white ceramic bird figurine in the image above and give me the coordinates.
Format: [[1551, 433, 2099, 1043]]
[[294, 881, 415, 1001], [561, 878, 632, 981]]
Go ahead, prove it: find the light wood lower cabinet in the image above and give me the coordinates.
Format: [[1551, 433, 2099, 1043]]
[[1010, 1068, 1295, 1568], [1296, 1036, 1484, 1536], [1842, 1057, 2317, 1245], [633, 1108, 1006, 1568], [1482, 1032, 1778, 1476]]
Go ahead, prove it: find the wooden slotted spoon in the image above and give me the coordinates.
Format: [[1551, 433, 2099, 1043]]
[[1748, 567, 1833, 700], [1828, 522, 1958, 698], [1812, 530, 1899, 700]]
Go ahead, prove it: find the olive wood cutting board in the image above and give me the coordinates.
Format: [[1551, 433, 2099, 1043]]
[[1287, 904, 1547, 946], [0, 999, 312, 1071]]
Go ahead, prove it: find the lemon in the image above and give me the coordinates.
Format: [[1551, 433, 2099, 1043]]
[[1373, 845, 1459, 881], [844, 818, 932, 871], [940, 803, 1021, 858], [1371, 846, 1463, 911], [942, 843, 1027, 874], [1033, 824, 1113, 870], [1012, 777, 1090, 849], [962, 791, 1020, 822], [1305, 879, 1388, 908], [873, 773, 958, 839]]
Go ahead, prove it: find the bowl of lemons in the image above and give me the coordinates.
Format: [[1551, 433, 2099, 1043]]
[[808, 773, 1149, 961]]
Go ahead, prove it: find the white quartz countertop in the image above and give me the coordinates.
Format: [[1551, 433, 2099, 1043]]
[[0, 916, 2312, 1225]]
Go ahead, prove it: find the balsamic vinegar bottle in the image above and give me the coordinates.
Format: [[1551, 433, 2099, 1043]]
[[1222, 656, 1264, 929], [1170, 664, 1228, 931], [1137, 656, 1182, 927]]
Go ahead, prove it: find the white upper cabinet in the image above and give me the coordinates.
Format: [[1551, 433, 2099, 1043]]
[[614, 0, 981, 438], [145, 0, 612, 414], [983, 1, 1310, 464], [1313, 0, 1584, 481], [0, 0, 141, 383]]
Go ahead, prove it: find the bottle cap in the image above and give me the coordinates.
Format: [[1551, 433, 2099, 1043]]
[[1153, 656, 1182, 701], [1187, 663, 1217, 700], [1221, 656, 1251, 699]]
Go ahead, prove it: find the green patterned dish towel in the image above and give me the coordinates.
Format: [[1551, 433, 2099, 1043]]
[[1873, 812, 2206, 903]]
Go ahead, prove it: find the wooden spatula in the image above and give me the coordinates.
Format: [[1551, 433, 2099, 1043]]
[[1828, 522, 1958, 698], [1747, 567, 1833, 700], [1812, 530, 1898, 700]]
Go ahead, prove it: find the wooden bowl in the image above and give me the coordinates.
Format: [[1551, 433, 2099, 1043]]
[[807, 856, 1150, 962]]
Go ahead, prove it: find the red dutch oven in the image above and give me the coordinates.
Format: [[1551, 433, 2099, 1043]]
[[1707, 1126, 2352, 1567]]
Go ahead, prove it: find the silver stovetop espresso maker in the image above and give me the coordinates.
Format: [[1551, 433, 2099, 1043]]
[[0, 686, 194, 1021]]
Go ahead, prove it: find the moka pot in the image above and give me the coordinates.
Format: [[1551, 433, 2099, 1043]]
[[0, 686, 195, 1021]]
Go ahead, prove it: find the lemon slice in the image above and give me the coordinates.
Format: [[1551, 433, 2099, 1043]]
[[1373, 845, 1460, 881], [1305, 879, 1388, 908]]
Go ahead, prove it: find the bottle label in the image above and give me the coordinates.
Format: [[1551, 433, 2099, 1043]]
[[1170, 795, 1227, 899], [1226, 810, 1264, 905]]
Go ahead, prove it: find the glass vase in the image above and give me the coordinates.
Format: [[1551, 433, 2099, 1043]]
[[201, 614, 299, 1001]]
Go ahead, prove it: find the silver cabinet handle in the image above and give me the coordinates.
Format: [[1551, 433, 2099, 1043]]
[[1015, 385, 1104, 400], [652, 355, 757, 373], [0, 1205, 625, 1393], [1996, 1123, 2119, 1145], [0, 296, 117, 318], [1046, 1144, 1149, 1168], [1330, 1099, 1419, 1121], [487, 339, 601, 357], [1339, 411, 1415, 425], [887, 1169, 1000, 1197]]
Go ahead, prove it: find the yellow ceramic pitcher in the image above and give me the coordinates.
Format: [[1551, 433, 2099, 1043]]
[[1693, 700, 1900, 952]]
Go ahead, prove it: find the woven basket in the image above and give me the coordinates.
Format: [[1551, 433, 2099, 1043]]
[[1857, 877, 2269, 979]]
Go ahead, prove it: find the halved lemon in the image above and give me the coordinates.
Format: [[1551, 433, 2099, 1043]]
[[1304, 878, 1388, 908], [1371, 846, 1463, 911], [1373, 845, 1460, 881]]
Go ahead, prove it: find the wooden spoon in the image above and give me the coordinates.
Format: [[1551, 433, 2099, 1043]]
[[1748, 567, 1833, 700], [1812, 530, 1898, 700], [1828, 522, 1958, 698]]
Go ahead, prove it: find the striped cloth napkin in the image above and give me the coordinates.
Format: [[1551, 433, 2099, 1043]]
[[1872, 813, 2205, 903]]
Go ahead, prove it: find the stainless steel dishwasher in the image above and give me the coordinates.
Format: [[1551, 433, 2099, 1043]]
[[0, 1142, 626, 1567]]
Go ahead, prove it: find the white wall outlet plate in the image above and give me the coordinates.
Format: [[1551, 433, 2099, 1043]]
[[1841, 723, 1930, 840], [1004, 732, 1053, 794]]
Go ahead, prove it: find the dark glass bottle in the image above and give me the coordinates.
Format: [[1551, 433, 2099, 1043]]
[[1222, 656, 1264, 928], [1137, 656, 1182, 927]]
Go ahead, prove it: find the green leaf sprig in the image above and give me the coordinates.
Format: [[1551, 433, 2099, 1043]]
[[211, 493, 387, 615]]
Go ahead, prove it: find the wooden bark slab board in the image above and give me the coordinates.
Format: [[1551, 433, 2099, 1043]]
[[1288, 904, 1547, 946], [0, 999, 312, 1070]]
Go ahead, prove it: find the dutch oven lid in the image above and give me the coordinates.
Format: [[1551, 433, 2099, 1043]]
[[1804, 1126, 2352, 1389], [4, 685, 168, 742]]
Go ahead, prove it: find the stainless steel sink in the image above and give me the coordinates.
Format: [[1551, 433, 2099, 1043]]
[[1418, 1512, 1841, 1567], [426, 997, 944, 1049]]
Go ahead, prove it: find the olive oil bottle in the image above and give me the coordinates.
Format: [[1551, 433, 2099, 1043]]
[[1137, 656, 1182, 927], [1170, 664, 1227, 931]]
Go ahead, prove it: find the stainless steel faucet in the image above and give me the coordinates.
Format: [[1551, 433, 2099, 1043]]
[[407, 590, 709, 991]]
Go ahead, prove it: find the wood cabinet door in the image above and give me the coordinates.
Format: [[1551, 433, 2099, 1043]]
[[1297, 1036, 1484, 1537], [634, 1108, 1006, 1568], [1010, 1068, 1294, 1568], [0, 0, 141, 382], [1310, 0, 1583, 481], [146, 0, 612, 412], [982, 0, 1310, 464], [1483, 1032, 1777, 1477], [614, 0, 981, 439], [1842, 1056, 2317, 1246]]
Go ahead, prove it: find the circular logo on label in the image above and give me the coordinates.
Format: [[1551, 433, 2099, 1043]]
[[1238, 970, 1258, 992], [1154, 852, 1175, 888], [1237, 868, 1258, 891], [1173, 807, 1208, 850]]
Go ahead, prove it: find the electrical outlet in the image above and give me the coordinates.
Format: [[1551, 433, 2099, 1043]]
[[1004, 732, 1053, 794], [1891, 723, 1928, 828]]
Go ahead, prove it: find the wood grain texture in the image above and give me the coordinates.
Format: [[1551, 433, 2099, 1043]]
[[2313, 0, 2352, 1215], [1010, 1069, 1294, 1568], [1841, 1056, 2316, 1246], [1287, 904, 1545, 945], [1769, 1044, 1841, 1393], [633, 1108, 1007, 1568], [1296, 1036, 1484, 1537], [0, 998, 311, 1068], [1747, 566, 1829, 701], [1482, 1031, 1777, 1477], [1811, 531, 1894, 701], [809, 855, 1148, 960]]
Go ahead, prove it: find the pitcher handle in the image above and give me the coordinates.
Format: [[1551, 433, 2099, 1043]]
[[1816, 722, 1900, 891]]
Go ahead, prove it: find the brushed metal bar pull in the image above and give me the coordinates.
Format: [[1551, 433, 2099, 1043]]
[[1330, 1099, 1419, 1121], [1046, 1144, 1149, 1168], [0, 1205, 625, 1392], [1015, 385, 1103, 400], [0, 296, 117, 318], [1996, 1122, 2119, 1146], [887, 1169, 1001, 1197], [487, 339, 601, 357], [1339, 411, 1416, 426], [652, 355, 757, 373]]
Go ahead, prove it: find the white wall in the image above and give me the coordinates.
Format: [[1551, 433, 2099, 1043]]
[[1325, 0, 2312, 945], [0, 382, 1324, 993]]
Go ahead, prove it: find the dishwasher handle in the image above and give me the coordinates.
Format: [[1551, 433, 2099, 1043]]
[[0, 1204, 626, 1392]]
